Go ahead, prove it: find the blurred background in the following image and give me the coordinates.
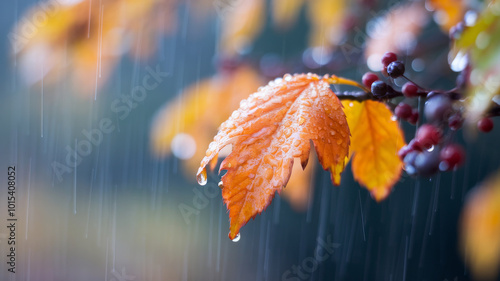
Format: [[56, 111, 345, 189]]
[[0, 0, 500, 280]]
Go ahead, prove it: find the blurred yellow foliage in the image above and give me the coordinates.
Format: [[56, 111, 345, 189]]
[[461, 171, 500, 280], [13, 0, 173, 95]]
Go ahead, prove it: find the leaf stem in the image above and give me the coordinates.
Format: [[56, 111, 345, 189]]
[[327, 75, 370, 93]]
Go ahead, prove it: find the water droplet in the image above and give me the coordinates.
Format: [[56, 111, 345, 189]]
[[218, 181, 223, 189], [283, 128, 292, 137], [336, 139, 343, 145], [450, 51, 468, 72], [274, 77, 283, 84], [231, 111, 240, 118], [232, 233, 241, 242], [265, 168, 273, 180], [292, 140, 301, 147], [349, 102, 354, 107], [284, 74, 292, 81], [427, 145, 435, 152], [298, 117, 305, 125], [391, 115, 398, 121], [330, 131, 336, 135], [197, 168, 207, 186]]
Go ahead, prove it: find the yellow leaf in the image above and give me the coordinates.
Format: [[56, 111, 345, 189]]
[[220, 0, 265, 55], [13, 0, 171, 95], [271, 0, 305, 30], [150, 66, 263, 174], [342, 100, 405, 201], [450, 1, 500, 128], [307, 0, 345, 49], [460, 171, 500, 280]]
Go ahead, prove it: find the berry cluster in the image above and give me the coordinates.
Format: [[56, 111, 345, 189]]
[[398, 124, 464, 176], [361, 52, 496, 177]]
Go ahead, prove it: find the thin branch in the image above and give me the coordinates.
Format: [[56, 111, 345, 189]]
[[335, 90, 403, 102]]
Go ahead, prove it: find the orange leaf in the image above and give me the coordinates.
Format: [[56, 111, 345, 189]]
[[198, 74, 350, 239], [460, 171, 500, 280], [342, 100, 405, 201]]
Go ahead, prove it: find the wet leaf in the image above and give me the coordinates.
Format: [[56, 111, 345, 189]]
[[450, 1, 500, 127], [460, 170, 500, 280], [342, 100, 405, 201], [198, 73, 350, 239]]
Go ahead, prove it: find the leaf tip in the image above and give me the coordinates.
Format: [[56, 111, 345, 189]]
[[371, 188, 390, 202], [329, 163, 345, 186]]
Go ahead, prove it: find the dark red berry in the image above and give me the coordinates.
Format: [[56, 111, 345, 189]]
[[448, 114, 463, 130], [402, 82, 419, 98], [371, 81, 387, 97], [414, 150, 440, 177], [398, 139, 424, 160], [409, 139, 424, 152], [395, 103, 412, 119], [403, 151, 420, 176], [381, 52, 398, 68], [478, 117, 494, 132], [398, 145, 412, 160], [381, 67, 389, 77], [416, 124, 442, 148], [440, 144, 465, 170], [362, 72, 379, 88], [387, 61, 405, 78], [408, 109, 419, 125], [424, 93, 452, 124]]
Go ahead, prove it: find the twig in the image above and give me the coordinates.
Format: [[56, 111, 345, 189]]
[[335, 89, 403, 102]]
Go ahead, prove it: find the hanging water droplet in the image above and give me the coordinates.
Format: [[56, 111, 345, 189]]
[[197, 168, 207, 186], [284, 74, 292, 81], [218, 181, 223, 189], [232, 233, 241, 242], [427, 145, 435, 152]]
